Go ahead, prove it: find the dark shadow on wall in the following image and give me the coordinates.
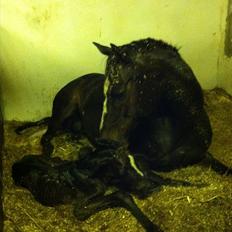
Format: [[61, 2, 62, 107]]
[[0, 104, 3, 232], [225, 0, 232, 57]]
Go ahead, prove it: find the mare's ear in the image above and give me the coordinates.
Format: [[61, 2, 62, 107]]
[[110, 43, 119, 53], [93, 42, 112, 56], [110, 43, 132, 64]]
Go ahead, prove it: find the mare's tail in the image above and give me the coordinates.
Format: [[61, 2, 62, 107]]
[[15, 117, 50, 134], [203, 152, 232, 175]]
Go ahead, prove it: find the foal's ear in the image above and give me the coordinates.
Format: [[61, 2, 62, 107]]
[[93, 42, 112, 56]]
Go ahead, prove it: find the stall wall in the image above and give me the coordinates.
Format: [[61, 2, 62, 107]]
[[0, 105, 3, 232], [219, 56, 232, 95], [0, 0, 230, 121], [218, 0, 232, 94]]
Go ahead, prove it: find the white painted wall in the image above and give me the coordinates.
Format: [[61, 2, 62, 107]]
[[218, 0, 232, 94], [0, 0, 231, 120]]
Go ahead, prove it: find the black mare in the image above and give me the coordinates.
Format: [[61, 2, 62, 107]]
[[13, 38, 232, 232], [93, 38, 228, 172]]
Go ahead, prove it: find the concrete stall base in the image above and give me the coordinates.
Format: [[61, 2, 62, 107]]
[[2, 88, 232, 232]]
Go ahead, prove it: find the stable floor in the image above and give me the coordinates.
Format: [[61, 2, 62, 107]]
[[2, 88, 232, 232]]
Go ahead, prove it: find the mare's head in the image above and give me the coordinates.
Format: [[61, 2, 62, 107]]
[[93, 38, 180, 144]]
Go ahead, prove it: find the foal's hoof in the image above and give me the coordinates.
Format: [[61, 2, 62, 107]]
[[94, 138, 122, 150], [73, 202, 94, 221]]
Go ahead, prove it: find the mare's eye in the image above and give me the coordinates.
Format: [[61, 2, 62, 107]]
[[110, 87, 125, 99]]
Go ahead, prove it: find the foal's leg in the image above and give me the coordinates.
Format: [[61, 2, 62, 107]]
[[41, 103, 79, 156], [74, 191, 161, 232]]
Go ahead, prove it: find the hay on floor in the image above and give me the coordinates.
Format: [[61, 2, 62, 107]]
[[3, 88, 232, 232]]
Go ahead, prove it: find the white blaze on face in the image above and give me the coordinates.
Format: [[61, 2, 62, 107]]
[[100, 78, 110, 131], [128, 154, 144, 176]]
